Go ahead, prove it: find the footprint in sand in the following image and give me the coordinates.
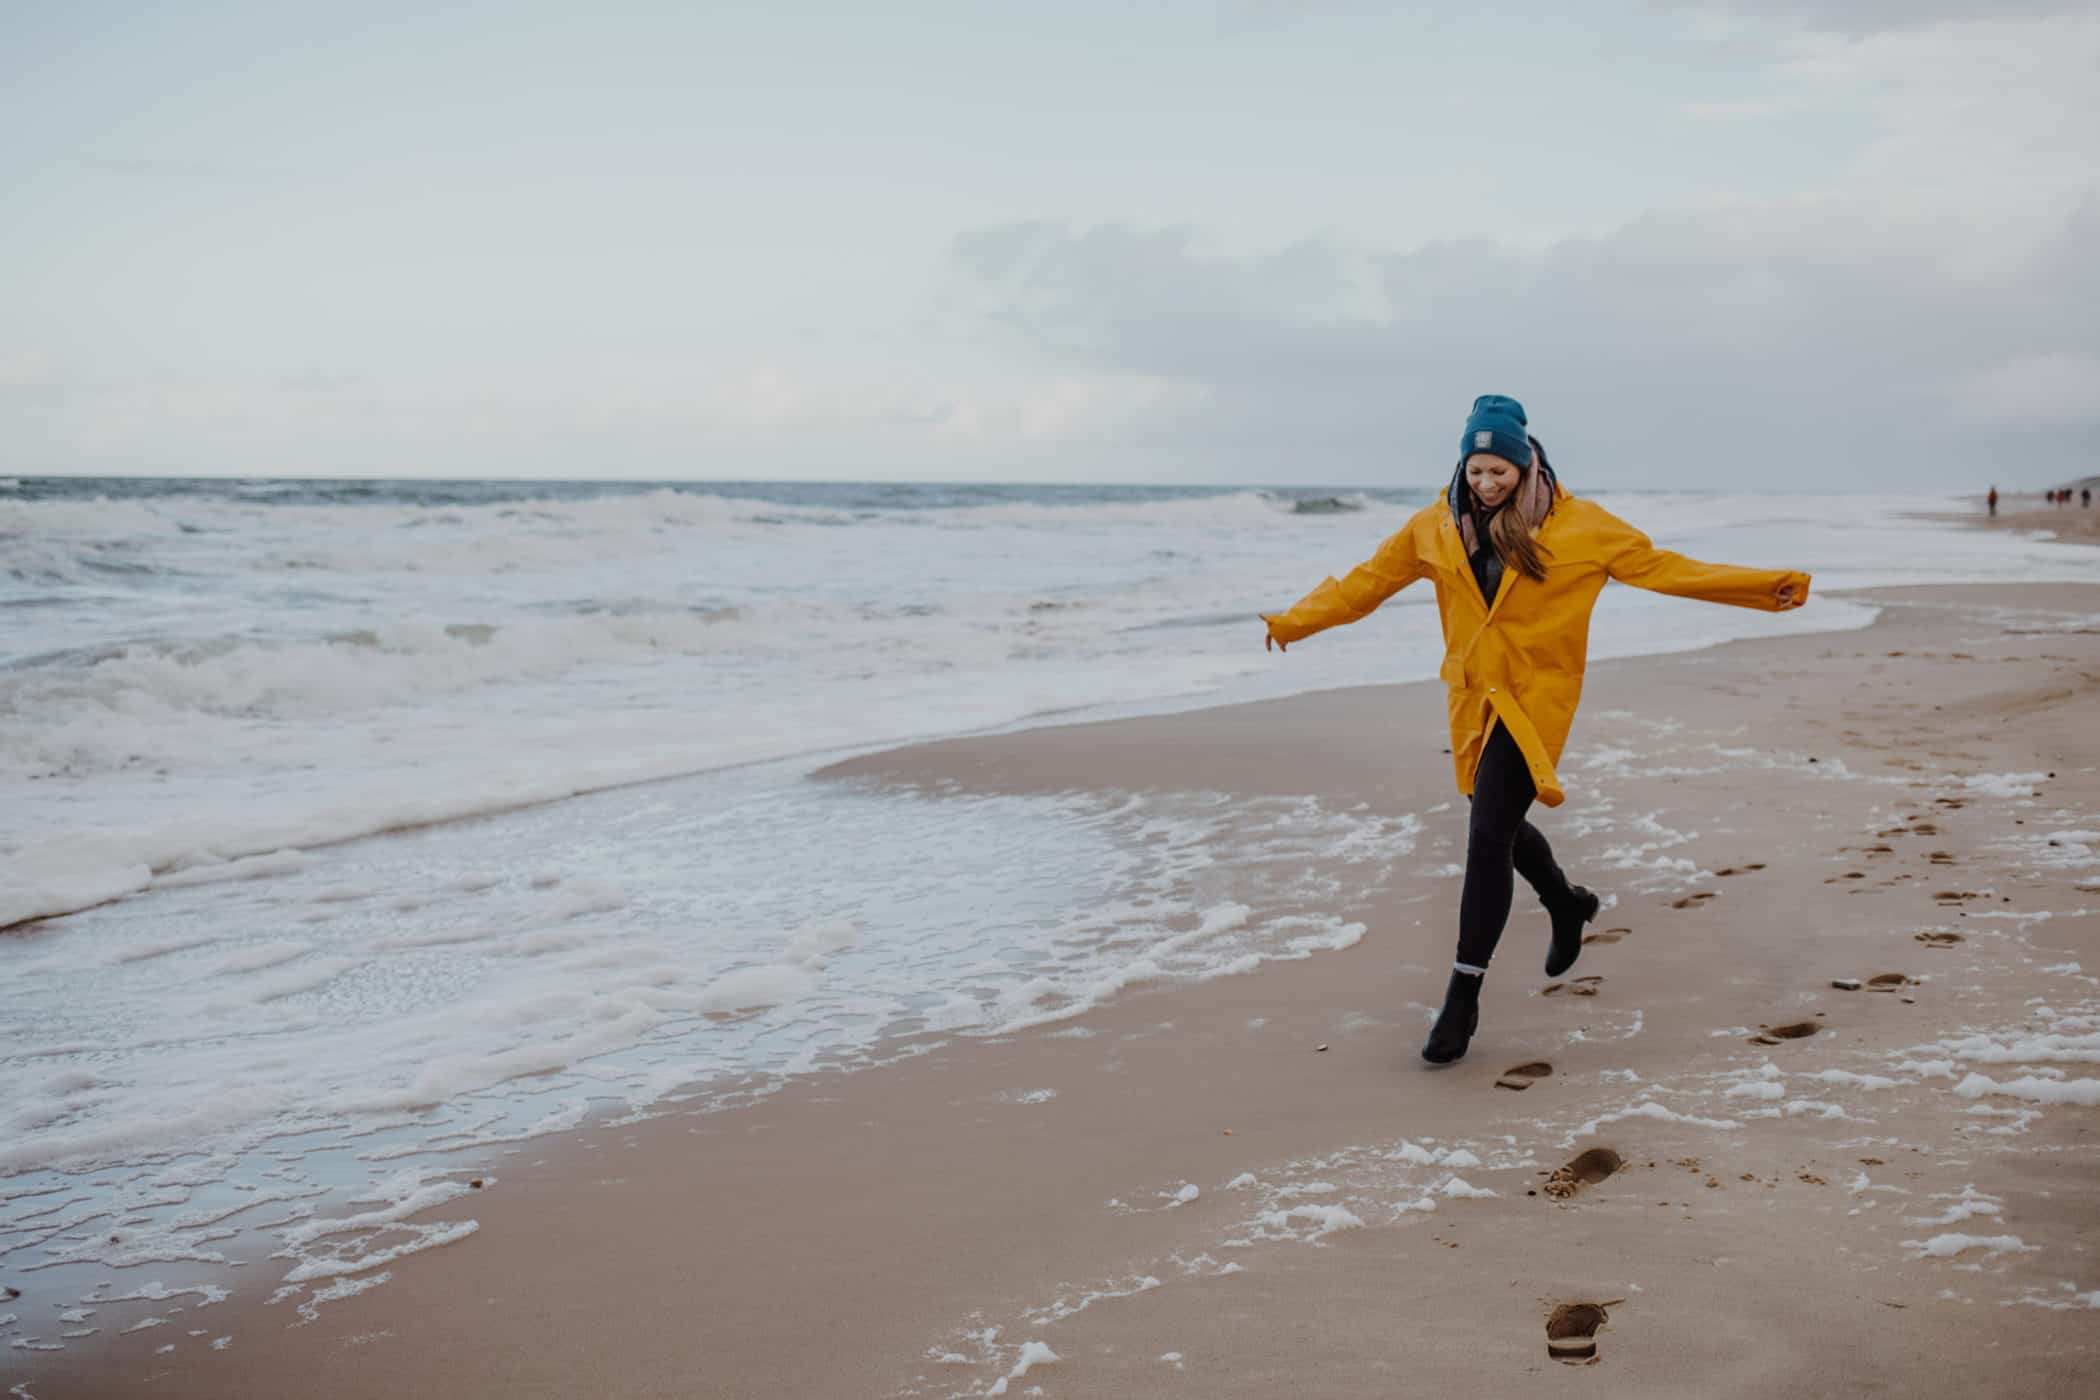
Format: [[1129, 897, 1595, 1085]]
[[1933, 890, 1983, 904], [1711, 863, 1765, 877], [1928, 851, 1957, 866], [1670, 892, 1717, 909], [1541, 1147, 1623, 1200], [1880, 820, 1939, 837], [1495, 1061, 1554, 1091], [1866, 973, 1915, 991], [1915, 931, 1963, 947], [1542, 975, 1604, 998], [1749, 1020, 1820, 1045], [1545, 1301, 1616, 1362], [1582, 927, 1631, 946]]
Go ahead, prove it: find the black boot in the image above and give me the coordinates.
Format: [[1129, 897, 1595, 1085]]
[[1544, 885, 1602, 979], [1422, 968, 1483, 1065]]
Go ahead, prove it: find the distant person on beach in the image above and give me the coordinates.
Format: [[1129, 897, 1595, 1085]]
[[2084, 488, 2091, 509], [1261, 395, 1810, 1066], [1988, 485, 1999, 518]]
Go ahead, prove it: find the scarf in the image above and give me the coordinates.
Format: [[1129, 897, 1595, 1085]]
[[1445, 438, 1560, 606], [1448, 443, 1558, 558]]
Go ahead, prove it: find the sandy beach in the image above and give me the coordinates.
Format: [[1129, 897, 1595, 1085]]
[[13, 576, 2097, 1399], [11, 0, 2100, 1390], [1981, 497, 2100, 545]]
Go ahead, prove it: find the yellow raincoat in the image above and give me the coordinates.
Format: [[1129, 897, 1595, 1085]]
[[1262, 487, 1811, 807]]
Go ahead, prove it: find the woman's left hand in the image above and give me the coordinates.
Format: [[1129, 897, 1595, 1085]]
[[1775, 581, 1803, 609]]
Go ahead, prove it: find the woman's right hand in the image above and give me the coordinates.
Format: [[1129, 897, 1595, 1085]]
[[1262, 620, 1287, 653]]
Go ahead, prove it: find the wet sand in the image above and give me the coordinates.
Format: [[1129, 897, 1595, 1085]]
[[1953, 495, 2100, 544], [16, 583, 2100, 1399]]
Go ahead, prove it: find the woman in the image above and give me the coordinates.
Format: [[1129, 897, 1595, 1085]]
[[1261, 395, 1809, 1066]]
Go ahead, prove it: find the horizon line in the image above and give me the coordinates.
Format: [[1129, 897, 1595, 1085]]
[[1, 472, 2020, 497]]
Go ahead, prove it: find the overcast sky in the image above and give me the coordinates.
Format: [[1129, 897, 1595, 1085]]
[[4, 0, 2096, 487]]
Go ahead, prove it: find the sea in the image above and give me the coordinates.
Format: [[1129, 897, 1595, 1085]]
[[5, 474, 2099, 1340]]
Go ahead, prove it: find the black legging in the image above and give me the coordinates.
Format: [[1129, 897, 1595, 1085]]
[[1456, 723, 1574, 968]]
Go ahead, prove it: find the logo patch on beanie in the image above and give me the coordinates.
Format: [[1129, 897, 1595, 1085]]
[[1474, 430, 1493, 449]]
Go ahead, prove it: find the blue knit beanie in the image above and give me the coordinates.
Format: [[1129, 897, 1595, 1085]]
[[1461, 394, 1532, 468]]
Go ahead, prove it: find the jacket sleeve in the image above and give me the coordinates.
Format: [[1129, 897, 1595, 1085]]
[[1593, 506, 1811, 612], [1262, 520, 1426, 645]]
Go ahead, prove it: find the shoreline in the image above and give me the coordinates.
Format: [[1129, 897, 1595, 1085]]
[[10, 495, 2093, 938], [1928, 496, 2100, 544], [18, 581, 2100, 1398]]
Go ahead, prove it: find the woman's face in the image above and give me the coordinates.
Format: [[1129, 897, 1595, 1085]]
[[1465, 452, 1523, 508]]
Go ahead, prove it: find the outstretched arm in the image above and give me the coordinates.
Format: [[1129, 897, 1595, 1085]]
[[1596, 507, 1810, 612], [1263, 522, 1426, 648]]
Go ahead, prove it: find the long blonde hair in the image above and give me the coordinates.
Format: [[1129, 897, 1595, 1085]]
[[1486, 435, 1551, 582], [1489, 497, 1547, 583]]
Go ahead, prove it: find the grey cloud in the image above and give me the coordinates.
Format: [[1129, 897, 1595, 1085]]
[[945, 197, 2100, 487], [878, 400, 958, 427], [77, 154, 274, 181], [1656, 1, 2090, 36], [1225, 0, 1379, 24], [279, 372, 367, 394]]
